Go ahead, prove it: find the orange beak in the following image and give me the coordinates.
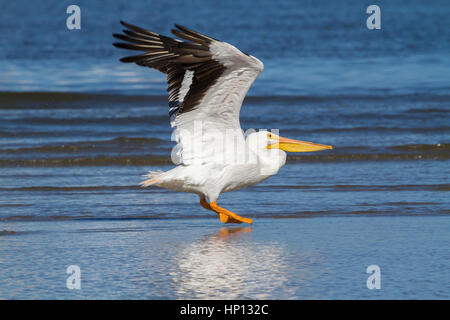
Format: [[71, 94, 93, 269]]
[[268, 135, 333, 152]]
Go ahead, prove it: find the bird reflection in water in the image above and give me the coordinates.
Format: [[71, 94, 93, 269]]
[[214, 227, 252, 240], [169, 227, 295, 299]]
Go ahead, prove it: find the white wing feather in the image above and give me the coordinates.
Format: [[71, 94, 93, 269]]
[[172, 41, 264, 165], [114, 23, 263, 167]]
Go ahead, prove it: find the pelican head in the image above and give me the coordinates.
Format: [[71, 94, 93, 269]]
[[246, 131, 333, 154], [245, 131, 333, 177]]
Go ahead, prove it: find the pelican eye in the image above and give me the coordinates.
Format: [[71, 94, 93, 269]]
[[267, 133, 272, 139]]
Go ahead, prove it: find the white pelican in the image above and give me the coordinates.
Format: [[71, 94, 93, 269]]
[[113, 22, 332, 224]]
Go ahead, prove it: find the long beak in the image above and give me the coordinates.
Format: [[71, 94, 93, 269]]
[[268, 136, 333, 152]]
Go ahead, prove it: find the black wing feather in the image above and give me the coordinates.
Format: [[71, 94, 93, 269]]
[[113, 21, 226, 120]]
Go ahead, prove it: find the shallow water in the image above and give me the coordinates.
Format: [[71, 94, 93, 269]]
[[0, 0, 449, 299], [1, 217, 449, 299], [1, 92, 448, 222]]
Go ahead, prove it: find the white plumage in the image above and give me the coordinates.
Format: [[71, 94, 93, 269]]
[[114, 22, 332, 224]]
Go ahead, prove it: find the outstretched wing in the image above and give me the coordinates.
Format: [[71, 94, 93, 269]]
[[113, 21, 263, 165]]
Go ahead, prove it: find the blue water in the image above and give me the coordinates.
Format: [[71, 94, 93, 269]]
[[1, 217, 449, 299], [1, 0, 449, 96], [0, 0, 449, 299]]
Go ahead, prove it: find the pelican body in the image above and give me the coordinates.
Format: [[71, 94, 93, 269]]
[[113, 22, 332, 224]]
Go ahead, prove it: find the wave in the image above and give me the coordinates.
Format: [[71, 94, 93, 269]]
[[407, 108, 449, 114], [0, 230, 17, 236], [287, 153, 449, 161], [304, 126, 450, 133], [0, 116, 169, 126], [0, 214, 204, 222], [0, 185, 144, 192], [1, 137, 164, 153], [0, 155, 172, 166], [2, 127, 449, 141], [1, 91, 449, 109], [270, 209, 448, 219], [252, 184, 450, 192], [1, 139, 448, 166], [2, 140, 447, 152], [1, 208, 447, 222], [389, 143, 449, 152], [0, 91, 167, 109], [1, 183, 448, 192], [2, 120, 448, 135], [1, 152, 448, 167]]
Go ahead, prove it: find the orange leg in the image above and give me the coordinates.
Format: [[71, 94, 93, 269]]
[[200, 197, 229, 222], [210, 201, 252, 224], [200, 197, 211, 210], [200, 197, 252, 224]]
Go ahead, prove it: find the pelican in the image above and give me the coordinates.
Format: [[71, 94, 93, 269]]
[[113, 22, 332, 224]]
